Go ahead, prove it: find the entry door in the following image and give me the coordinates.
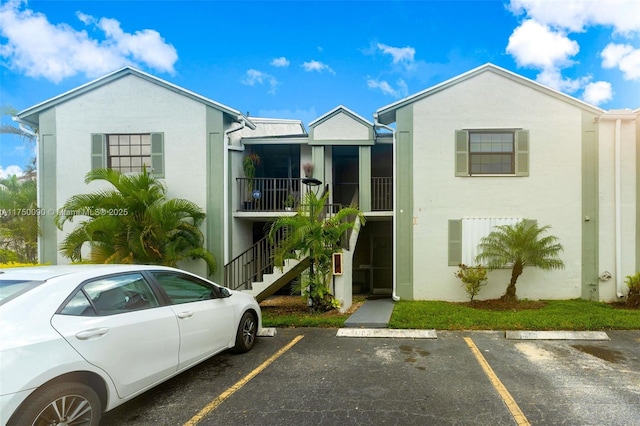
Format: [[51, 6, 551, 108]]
[[371, 234, 393, 295]]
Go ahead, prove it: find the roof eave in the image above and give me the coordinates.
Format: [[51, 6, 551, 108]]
[[375, 63, 605, 123], [309, 105, 373, 128], [16, 66, 252, 127]]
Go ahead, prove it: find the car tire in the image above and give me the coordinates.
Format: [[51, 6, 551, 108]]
[[8, 382, 101, 426], [233, 311, 257, 353]]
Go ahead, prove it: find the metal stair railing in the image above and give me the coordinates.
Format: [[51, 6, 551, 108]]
[[224, 227, 286, 291], [224, 201, 356, 292]]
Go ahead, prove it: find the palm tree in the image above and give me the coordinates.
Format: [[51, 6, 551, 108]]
[[269, 190, 365, 311], [54, 168, 216, 272], [0, 175, 38, 262], [475, 220, 564, 302]]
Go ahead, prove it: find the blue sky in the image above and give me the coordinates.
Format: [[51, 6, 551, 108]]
[[1, 0, 639, 177]]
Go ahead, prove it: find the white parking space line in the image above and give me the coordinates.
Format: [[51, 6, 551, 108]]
[[336, 328, 437, 338], [464, 337, 531, 426], [183, 334, 304, 426], [506, 330, 610, 340]]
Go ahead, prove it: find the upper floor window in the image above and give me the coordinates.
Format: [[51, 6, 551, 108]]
[[91, 133, 164, 177], [108, 134, 152, 174], [455, 129, 529, 177], [469, 132, 514, 174]]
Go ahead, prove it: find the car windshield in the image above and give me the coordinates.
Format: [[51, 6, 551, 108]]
[[0, 279, 44, 305]]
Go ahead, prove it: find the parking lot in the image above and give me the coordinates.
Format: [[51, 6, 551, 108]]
[[102, 328, 640, 425]]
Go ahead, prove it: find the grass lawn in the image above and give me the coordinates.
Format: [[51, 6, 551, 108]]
[[389, 299, 640, 330], [261, 296, 640, 330]]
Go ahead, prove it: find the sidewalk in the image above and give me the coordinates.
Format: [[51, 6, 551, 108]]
[[344, 298, 395, 328], [340, 298, 611, 340]]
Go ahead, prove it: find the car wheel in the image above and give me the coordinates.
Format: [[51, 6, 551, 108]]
[[233, 311, 257, 353], [9, 382, 101, 426]]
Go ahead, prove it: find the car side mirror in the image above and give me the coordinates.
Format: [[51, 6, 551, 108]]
[[219, 287, 231, 298]]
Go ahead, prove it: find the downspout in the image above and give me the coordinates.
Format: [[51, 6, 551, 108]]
[[614, 119, 623, 298], [223, 117, 246, 264], [373, 113, 400, 301]]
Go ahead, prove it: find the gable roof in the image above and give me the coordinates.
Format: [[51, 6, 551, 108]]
[[309, 105, 373, 129], [16, 66, 255, 129], [375, 63, 605, 124]]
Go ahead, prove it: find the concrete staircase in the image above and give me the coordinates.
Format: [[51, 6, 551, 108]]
[[240, 256, 310, 302]]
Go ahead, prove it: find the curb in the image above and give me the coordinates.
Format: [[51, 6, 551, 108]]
[[337, 328, 437, 338], [260, 327, 612, 341], [505, 330, 610, 340]]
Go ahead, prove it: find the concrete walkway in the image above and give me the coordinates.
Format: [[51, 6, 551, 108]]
[[344, 298, 395, 328], [340, 299, 609, 341]]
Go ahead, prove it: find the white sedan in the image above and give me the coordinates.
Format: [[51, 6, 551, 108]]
[[0, 264, 262, 426]]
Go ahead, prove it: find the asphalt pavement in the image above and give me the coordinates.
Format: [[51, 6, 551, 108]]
[[101, 328, 640, 426]]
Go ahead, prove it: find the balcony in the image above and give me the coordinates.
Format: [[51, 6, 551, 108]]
[[237, 178, 301, 212], [236, 177, 393, 212]]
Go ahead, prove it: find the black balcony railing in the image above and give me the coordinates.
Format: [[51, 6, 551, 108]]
[[236, 177, 393, 212], [237, 178, 301, 211]]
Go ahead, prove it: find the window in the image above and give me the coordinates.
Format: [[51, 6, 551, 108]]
[[59, 273, 160, 316], [0, 280, 44, 305], [152, 272, 220, 304], [92, 133, 164, 177], [455, 129, 529, 176], [448, 218, 529, 266], [469, 132, 514, 174], [108, 134, 152, 173]]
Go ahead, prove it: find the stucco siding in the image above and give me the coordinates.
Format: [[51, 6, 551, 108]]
[[50, 75, 211, 265], [313, 112, 370, 140], [409, 72, 585, 301], [598, 117, 638, 300]]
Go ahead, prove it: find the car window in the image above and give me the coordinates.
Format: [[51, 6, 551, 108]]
[[152, 272, 219, 305], [0, 279, 43, 305], [60, 273, 160, 316]]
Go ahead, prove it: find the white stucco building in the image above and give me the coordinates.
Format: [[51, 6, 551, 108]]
[[16, 63, 639, 308]]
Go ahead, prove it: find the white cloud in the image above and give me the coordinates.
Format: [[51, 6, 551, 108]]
[[536, 68, 590, 93], [0, 0, 178, 83], [367, 78, 408, 98], [507, 20, 579, 69], [95, 17, 177, 73], [601, 43, 640, 80], [75, 11, 95, 25], [506, 19, 588, 93], [241, 69, 278, 94], [582, 81, 613, 105], [302, 60, 335, 74], [506, 0, 639, 103], [271, 56, 290, 67], [0, 165, 23, 178], [377, 43, 415, 68], [508, 0, 640, 35]]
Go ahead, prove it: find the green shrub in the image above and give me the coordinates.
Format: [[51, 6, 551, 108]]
[[455, 264, 488, 302], [0, 249, 19, 263], [625, 272, 640, 308]]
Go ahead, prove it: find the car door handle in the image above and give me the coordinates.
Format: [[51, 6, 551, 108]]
[[75, 328, 110, 340], [177, 311, 194, 319]]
